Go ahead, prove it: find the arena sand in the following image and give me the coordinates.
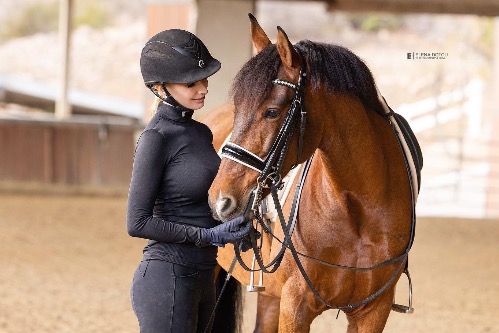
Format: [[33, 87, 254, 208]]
[[0, 193, 497, 333]]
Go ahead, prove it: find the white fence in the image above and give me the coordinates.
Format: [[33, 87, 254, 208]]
[[395, 80, 498, 218]]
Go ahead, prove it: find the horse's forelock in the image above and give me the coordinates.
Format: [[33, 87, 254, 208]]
[[295, 40, 385, 116], [230, 40, 384, 117], [230, 45, 280, 112]]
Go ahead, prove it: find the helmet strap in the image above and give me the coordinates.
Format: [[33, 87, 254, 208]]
[[147, 84, 192, 112]]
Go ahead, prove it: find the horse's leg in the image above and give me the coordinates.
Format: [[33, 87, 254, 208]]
[[344, 287, 394, 333], [277, 281, 317, 333], [254, 293, 280, 333]]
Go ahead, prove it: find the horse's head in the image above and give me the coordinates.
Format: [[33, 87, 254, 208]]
[[209, 14, 322, 221]]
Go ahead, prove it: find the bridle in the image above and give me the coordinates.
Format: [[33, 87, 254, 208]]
[[221, 64, 308, 193], [220, 55, 309, 273], [218, 51, 416, 311]]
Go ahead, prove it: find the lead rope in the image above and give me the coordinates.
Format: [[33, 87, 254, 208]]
[[203, 190, 259, 333], [240, 121, 415, 310], [203, 255, 238, 333], [269, 179, 409, 311], [233, 155, 314, 275], [260, 118, 416, 310]]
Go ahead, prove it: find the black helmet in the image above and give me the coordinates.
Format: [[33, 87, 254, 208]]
[[140, 29, 221, 85]]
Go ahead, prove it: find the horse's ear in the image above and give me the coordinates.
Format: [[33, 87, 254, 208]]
[[276, 26, 300, 70], [249, 13, 271, 54]]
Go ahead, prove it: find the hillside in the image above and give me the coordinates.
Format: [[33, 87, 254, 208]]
[[0, 2, 492, 110]]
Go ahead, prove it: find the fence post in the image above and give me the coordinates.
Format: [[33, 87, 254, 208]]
[[55, 0, 73, 120], [485, 17, 499, 218]]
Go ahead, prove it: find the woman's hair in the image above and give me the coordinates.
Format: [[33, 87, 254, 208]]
[[149, 84, 166, 114], [150, 96, 161, 115]]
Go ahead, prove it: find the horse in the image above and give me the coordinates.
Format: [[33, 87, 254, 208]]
[[204, 14, 422, 333]]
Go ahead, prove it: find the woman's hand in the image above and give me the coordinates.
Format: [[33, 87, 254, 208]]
[[198, 216, 250, 247]]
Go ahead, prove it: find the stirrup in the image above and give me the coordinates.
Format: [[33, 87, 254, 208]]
[[247, 253, 265, 292], [392, 268, 414, 314]]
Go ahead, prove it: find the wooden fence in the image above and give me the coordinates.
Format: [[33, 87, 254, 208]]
[[0, 114, 141, 194], [395, 80, 499, 218]]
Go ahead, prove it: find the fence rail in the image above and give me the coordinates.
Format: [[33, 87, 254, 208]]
[[0, 113, 140, 194], [414, 135, 499, 218], [396, 79, 499, 218]]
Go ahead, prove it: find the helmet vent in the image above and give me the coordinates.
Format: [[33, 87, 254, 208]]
[[172, 35, 202, 61]]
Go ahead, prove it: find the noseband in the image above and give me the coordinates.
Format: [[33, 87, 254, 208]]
[[221, 64, 307, 191]]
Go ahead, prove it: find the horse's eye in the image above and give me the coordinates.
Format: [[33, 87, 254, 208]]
[[263, 108, 280, 119]]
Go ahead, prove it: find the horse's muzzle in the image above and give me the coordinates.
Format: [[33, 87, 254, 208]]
[[210, 188, 255, 221]]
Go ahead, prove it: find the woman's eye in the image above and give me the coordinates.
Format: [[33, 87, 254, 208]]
[[186, 82, 195, 88], [263, 108, 280, 119]]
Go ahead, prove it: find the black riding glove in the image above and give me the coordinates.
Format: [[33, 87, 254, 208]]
[[237, 228, 261, 252], [198, 215, 250, 247]]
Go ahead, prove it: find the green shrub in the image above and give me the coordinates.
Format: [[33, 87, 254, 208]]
[[1, 2, 59, 39], [479, 17, 494, 60], [1, 0, 111, 40], [349, 13, 405, 32], [74, 1, 111, 29]]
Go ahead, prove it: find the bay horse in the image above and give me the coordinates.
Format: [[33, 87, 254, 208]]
[[205, 14, 421, 333]]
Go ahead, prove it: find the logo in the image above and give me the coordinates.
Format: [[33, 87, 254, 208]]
[[407, 52, 448, 60], [198, 59, 205, 68]]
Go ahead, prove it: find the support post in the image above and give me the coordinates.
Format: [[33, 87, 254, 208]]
[[55, 0, 73, 120], [486, 17, 499, 218], [143, 0, 195, 123], [195, 0, 255, 113]]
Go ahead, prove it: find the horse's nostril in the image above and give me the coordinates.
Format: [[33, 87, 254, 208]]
[[216, 193, 236, 219], [219, 197, 231, 211]]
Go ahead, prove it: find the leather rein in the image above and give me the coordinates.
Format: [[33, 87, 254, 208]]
[[220, 54, 416, 311]]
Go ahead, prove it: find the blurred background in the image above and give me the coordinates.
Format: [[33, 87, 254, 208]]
[[0, 1, 498, 332]]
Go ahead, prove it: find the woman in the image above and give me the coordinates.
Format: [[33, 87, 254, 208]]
[[127, 29, 249, 333]]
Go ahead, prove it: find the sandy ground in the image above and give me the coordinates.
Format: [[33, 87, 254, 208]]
[[0, 193, 498, 333]]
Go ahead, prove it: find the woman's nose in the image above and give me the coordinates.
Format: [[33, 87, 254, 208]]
[[198, 79, 208, 93]]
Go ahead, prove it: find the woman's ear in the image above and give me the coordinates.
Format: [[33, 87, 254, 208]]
[[152, 84, 167, 99]]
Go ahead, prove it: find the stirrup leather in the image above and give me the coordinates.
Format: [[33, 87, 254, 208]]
[[392, 268, 414, 314], [247, 252, 265, 292]]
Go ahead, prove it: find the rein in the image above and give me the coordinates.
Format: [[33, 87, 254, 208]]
[[221, 57, 308, 275], [220, 53, 417, 311]]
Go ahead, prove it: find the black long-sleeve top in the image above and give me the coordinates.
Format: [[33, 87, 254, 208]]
[[127, 102, 221, 270]]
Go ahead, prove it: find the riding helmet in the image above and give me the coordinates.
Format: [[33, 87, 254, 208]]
[[140, 29, 221, 85]]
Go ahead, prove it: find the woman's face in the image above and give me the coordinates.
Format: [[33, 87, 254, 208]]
[[164, 79, 209, 110]]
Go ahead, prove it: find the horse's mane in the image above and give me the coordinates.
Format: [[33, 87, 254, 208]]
[[230, 40, 385, 116]]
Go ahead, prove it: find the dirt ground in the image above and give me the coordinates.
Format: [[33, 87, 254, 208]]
[[0, 193, 498, 333]]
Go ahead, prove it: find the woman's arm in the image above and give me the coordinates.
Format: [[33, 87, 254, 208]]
[[126, 129, 193, 243], [126, 129, 249, 246]]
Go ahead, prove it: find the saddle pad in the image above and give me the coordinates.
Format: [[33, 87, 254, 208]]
[[393, 111, 423, 193], [377, 88, 423, 201]]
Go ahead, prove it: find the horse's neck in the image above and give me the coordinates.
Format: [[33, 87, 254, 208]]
[[305, 94, 413, 260], [314, 95, 394, 208]]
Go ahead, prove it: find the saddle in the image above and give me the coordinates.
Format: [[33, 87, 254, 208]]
[[377, 91, 423, 202], [392, 111, 423, 193]]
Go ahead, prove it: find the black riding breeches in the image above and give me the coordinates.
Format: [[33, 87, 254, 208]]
[[131, 259, 216, 333]]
